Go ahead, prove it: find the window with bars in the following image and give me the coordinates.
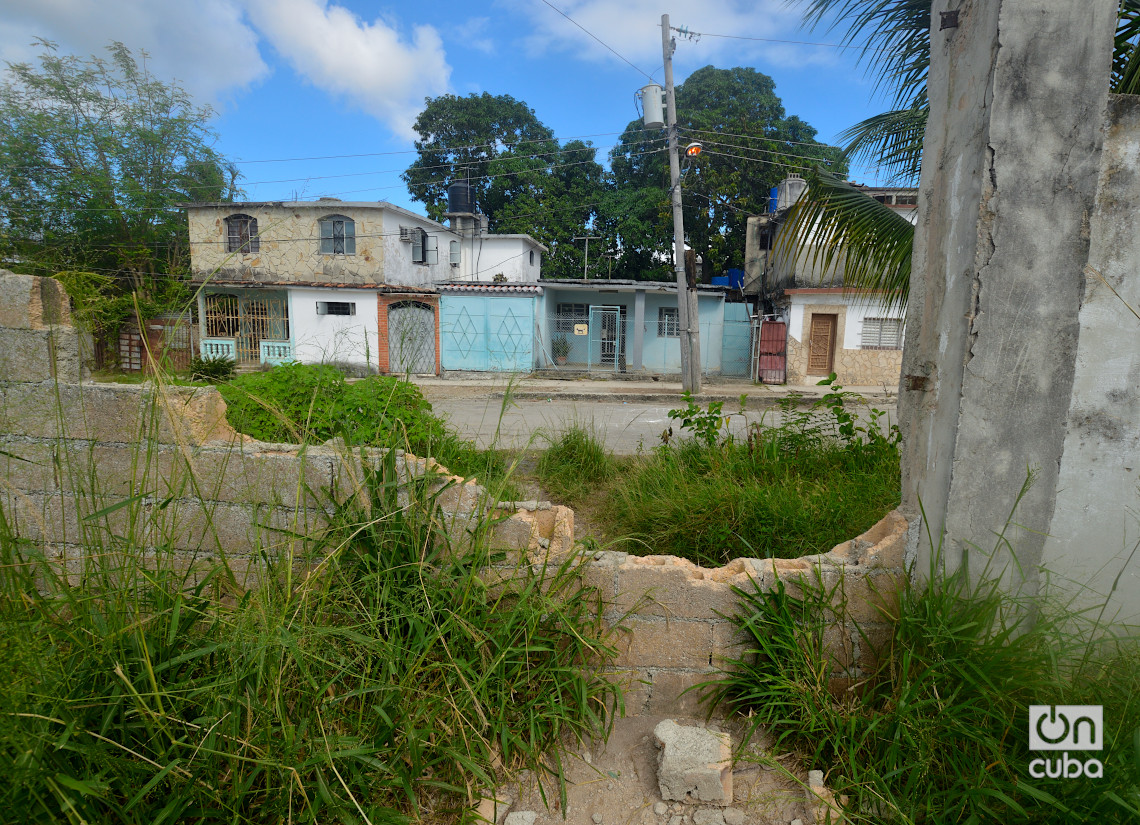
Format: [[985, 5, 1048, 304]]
[[319, 215, 355, 254], [555, 302, 589, 333], [316, 301, 356, 316], [657, 306, 679, 337], [861, 317, 904, 350], [226, 214, 259, 253]]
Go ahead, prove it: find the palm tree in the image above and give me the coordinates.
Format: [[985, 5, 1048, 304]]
[[778, 0, 1140, 309]]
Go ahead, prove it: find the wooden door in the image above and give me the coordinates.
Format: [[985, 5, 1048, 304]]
[[807, 313, 837, 374]]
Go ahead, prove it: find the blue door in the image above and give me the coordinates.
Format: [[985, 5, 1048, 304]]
[[440, 295, 535, 372]]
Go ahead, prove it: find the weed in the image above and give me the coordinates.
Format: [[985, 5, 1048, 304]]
[[188, 354, 236, 383], [536, 423, 613, 504], [0, 395, 618, 823], [704, 492, 1140, 823]]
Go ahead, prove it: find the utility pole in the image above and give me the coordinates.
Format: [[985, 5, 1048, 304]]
[[572, 235, 601, 279], [661, 13, 701, 393]]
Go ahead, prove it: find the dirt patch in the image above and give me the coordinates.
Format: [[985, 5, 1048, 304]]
[[483, 715, 809, 825]]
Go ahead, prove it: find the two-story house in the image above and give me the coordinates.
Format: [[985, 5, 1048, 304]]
[[186, 195, 545, 374]]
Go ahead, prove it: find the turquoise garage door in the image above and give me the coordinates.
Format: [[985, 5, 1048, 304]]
[[439, 295, 535, 372]]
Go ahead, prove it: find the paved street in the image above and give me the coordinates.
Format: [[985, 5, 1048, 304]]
[[414, 376, 899, 454]]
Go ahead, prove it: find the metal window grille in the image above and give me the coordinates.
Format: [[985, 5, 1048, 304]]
[[317, 301, 356, 316], [657, 306, 679, 337], [205, 294, 240, 338], [319, 215, 355, 255], [861, 317, 903, 350], [226, 215, 259, 253], [555, 303, 589, 333]]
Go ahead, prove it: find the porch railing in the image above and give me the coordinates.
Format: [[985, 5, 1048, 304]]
[[260, 340, 293, 365], [200, 338, 236, 360]]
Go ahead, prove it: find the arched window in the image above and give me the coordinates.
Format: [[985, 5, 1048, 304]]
[[319, 214, 355, 255], [225, 214, 259, 253]]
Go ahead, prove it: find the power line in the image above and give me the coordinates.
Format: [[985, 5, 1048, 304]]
[[539, 0, 655, 81], [684, 136, 836, 165], [679, 126, 844, 151], [668, 26, 858, 50]]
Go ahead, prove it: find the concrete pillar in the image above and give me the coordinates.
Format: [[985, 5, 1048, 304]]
[[631, 289, 645, 371], [899, 1, 1118, 596]]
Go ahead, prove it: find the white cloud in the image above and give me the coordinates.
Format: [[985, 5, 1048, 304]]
[[0, 0, 269, 105], [243, 0, 451, 138], [509, 0, 837, 75]]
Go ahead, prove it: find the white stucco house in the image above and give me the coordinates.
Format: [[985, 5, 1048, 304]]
[[185, 196, 546, 374]]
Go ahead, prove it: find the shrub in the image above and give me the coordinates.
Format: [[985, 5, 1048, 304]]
[[188, 354, 236, 383]]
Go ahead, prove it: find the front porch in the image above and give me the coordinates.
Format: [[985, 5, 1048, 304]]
[[198, 290, 293, 366]]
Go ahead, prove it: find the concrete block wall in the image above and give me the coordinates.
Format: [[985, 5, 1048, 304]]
[[1, 270, 906, 717], [579, 510, 908, 715]]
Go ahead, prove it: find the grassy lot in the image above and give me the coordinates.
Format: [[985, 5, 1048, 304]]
[[537, 381, 902, 566], [0, 441, 618, 823]]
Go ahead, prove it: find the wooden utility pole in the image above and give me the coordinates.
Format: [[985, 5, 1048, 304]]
[[661, 13, 701, 393]]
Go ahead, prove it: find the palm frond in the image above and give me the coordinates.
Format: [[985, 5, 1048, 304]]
[[1115, 0, 1140, 95], [838, 102, 927, 184], [791, 0, 932, 109], [774, 168, 915, 312]]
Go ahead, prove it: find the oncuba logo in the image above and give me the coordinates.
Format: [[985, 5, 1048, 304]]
[[1028, 705, 1104, 779]]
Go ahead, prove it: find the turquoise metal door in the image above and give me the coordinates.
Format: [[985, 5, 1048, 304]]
[[440, 295, 534, 372]]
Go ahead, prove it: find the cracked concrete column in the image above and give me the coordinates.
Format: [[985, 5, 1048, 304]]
[[899, 1, 1119, 596]]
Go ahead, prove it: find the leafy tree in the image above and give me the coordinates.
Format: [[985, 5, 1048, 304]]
[[0, 40, 239, 291], [605, 66, 846, 281], [403, 92, 608, 279]]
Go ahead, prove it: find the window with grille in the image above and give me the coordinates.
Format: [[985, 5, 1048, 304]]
[[319, 215, 355, 254], [226, 214, 259, 253], [861, 317, 903, 350], [204, 294, 240, 337], [449, 240, 461, 266], [316, 301, 356, 316], [555, 303, 589, 333], [657, 306, 679, 337]]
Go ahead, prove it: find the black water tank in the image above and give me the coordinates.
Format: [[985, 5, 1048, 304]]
[[447, 182, 474, 214]]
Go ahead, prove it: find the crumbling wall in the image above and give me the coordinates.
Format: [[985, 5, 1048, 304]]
[[0, 272, 572, 584], [1, 271, 907, 715]]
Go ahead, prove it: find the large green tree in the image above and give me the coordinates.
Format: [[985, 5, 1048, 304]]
[[403, 92, 608, 279], [605, 65, 846, 281], [0, 40, 240, 295]]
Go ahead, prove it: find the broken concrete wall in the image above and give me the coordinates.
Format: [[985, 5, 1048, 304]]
[[899, 2, 1140, 617], [0, 272, 572, 582], [2, 270, 907, 715]]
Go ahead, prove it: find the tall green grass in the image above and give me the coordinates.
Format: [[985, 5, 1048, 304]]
[[536, 381, 901, 565], [0, 369, 619, 823], [704, 493, 1140, 823]]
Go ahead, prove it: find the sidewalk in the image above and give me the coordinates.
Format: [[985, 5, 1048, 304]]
[[410, 373, 898, 407]]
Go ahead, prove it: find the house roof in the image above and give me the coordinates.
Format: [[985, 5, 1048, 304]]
[[190, 279, 436, 295], [539, 279, 729, 295], [435, 282, 543, 294]]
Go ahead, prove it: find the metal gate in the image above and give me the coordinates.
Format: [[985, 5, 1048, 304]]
[[388, 301, 436, 374], [588, 306, 625, 371], [755, 320, 787, 384]]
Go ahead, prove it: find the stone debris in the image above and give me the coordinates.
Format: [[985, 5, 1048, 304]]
[[668, 817, 684, 825], [805, 770, 842, 824], [723, 808, 745, 825], [592, 813, 603, 824], [475, 793, 513, 824], [654, 720, 733, 804], [504, 812, 537, 825], [692, 811, 725, 825], [654, 802, 669, 816]]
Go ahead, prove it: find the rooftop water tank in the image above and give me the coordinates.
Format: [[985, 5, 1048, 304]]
[[776, 174, 807, 210], [447, 182, 474, 214]]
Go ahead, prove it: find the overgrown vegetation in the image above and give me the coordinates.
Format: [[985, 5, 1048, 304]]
[[536, 378, 900, 565], [188, 354, 236, 383], [218, 362, 512, 491], [705, 488, 1140, 823], [0, 439, 619, 823]]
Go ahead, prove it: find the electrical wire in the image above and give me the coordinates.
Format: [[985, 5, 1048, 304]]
[[669, 26, 858, 50], [539, 0, 655, 81], [679, 126, 845, 151]]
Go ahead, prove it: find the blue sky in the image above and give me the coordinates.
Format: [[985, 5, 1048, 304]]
[[0, 0, 890, 215]]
